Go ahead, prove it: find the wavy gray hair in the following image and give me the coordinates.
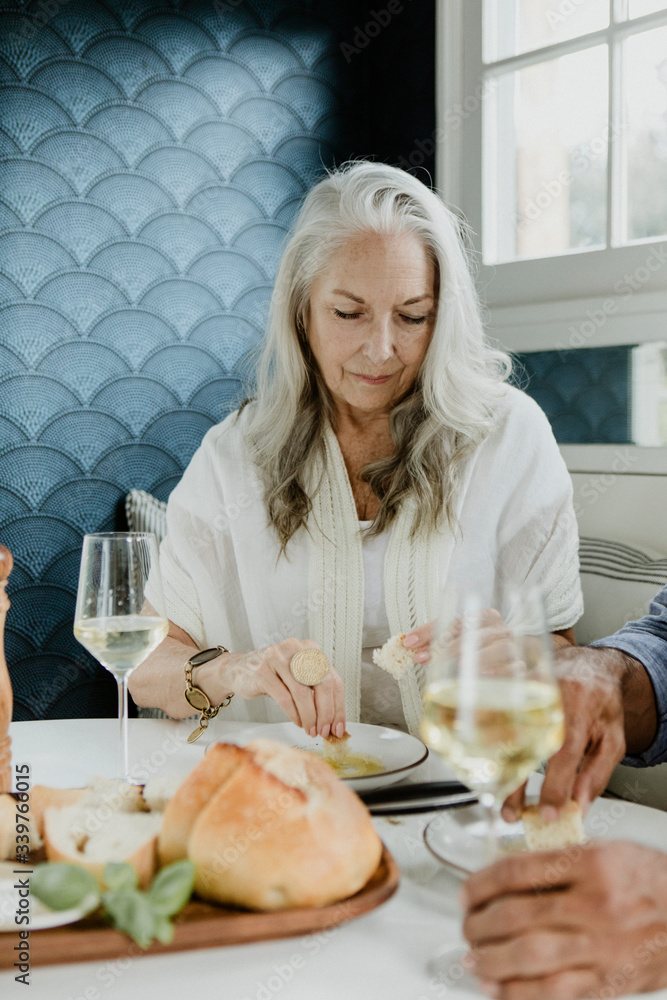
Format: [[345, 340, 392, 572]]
[[244, 161, 512, 552]]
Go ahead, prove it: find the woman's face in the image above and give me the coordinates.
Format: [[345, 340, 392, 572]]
[[306, 231, 437, 421]]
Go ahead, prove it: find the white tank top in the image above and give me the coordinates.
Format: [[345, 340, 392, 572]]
[[359, 521, 406, 730]]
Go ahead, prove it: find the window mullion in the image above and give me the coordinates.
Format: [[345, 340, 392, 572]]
[[609, 17, 627, 247]]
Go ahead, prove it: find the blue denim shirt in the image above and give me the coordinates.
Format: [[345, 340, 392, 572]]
[[590, 585, 667, 767]]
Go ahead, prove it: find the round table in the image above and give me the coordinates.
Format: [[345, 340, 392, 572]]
[[1, 717, 473, 1000]]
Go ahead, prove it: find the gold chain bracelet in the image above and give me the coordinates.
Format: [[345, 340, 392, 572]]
[[184, 645, 234, 743]]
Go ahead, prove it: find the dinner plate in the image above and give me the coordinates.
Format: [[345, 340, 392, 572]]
[[210, 721, 429, 792], [424, 796, 667, 877], [0, 877, 98, 933]]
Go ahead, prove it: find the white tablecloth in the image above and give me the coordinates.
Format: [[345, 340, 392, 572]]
[[1, 717, 665, 1000]]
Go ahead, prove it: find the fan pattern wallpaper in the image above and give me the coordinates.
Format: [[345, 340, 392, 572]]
[[0, 0, 356, 719]]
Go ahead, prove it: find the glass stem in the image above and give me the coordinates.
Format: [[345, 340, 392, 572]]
[[117, 674, 129, 782], [480, 791, 501, 863]]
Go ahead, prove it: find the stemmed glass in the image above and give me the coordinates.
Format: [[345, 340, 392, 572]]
[[74, 533, 168, 782], [421, 585, 565, 860], [419, 585, 565, 989]]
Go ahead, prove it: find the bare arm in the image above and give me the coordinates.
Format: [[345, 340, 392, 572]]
[[129, 621, 198, 719], [503, 645, 658, 821], [551, 626, 575, 651], [128, 621, 346, 736]]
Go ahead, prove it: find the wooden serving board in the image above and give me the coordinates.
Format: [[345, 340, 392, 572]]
[[0, 846, 398, 969]]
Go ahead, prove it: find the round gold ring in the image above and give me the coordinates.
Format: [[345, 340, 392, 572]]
[[289, 648, 331, 686]]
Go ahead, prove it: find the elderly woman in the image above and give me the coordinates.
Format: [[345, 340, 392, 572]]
[[129, 161, 582, 739]]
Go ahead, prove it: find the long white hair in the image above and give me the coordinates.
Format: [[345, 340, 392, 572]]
[[244, 160, 511, 551]]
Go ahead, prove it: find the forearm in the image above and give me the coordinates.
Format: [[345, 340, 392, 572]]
[[618, 650, 659, 753], [552, 626, 576, 651], [555, 645, 658, 754], [128, 635, 199, 718]]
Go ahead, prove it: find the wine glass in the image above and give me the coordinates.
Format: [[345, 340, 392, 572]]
[[419, 585, 564, 991], [74, 533, 168, 781], [421, 585, 565, 861]]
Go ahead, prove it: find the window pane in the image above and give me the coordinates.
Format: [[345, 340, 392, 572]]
[[628, 0, 667, 18], [486, 46, 608, 263], [484, 0, 609, 61], [624, 26, 667, 242]]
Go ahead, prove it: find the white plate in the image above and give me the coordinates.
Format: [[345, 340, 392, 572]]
[[209, 721, 429, 792], [424, 796, 667, 877], [0, 877, 98, 932]]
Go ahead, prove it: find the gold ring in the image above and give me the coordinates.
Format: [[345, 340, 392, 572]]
[[290, 648, 331, 686]]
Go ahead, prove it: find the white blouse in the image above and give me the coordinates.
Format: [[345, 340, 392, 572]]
[[158, 386, 583, 736]]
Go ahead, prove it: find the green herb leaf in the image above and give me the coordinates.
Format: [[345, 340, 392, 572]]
[[147, 860, 196, 916], [103, 861, 138, 893], [31, 863, 99, 912], [152, 914, 175, 945], [102, 890, 155, 949]]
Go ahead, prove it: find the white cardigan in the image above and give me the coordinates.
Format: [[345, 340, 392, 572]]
[[159, 386, 583, 736]]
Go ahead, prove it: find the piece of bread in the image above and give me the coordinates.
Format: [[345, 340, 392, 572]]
[[142, 773, 183, 813], [0, 792, 42, 859], [162, 738, 383, 911], [30, 785, 86, 831], [43, 805, 162, 889], [42, 778, 161, 888], [522, 801, 584, 851], [158, 742, 246, 866], [372, 633, 414, 679], [322, 730, 351, 766]]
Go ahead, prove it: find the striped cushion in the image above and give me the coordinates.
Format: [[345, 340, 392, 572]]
[[125, 489, 168, 544], [576, 536, 667, 646]]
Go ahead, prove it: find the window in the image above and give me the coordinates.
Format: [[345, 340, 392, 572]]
[[437, 0, 667, 355]]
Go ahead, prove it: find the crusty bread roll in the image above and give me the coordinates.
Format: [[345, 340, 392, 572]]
[[163, 739, 383, 911], [158, 742, 246, 866], [522, 801, 584, 851], [43, 778, 161, 888], [43, 807, 161, 889]]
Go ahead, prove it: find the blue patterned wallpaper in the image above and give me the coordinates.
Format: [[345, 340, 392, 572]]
[[0, 0, 356, 719], [515, 346, 632, 444]]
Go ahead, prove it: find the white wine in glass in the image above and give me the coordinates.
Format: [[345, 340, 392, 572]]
[[421, 586, 565, 859], [419, 587, 565, 992], [74, 533, 168, 781]]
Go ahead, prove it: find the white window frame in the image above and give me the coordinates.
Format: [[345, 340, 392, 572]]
[[435, 0, 667, 473]]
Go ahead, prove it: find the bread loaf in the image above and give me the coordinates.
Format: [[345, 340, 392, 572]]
[[522, 801, 584, 851], [162, 739, 383, 911], [158, 742, 246, 866]]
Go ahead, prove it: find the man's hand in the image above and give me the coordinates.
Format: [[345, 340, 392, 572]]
[[503, 646, 628, 822], [462, 840, 667, 999]]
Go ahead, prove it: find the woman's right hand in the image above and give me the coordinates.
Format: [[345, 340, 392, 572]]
[[215, 638, 346, 738]]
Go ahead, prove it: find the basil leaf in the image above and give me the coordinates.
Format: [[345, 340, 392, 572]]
[[102, 890, 155, 949], [103, 862, 138, 893], [147, 860, 195, 916], [152, 914, 175, 945], [31, 863, 99, 912]]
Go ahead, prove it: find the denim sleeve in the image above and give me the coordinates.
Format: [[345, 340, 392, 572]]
[[589, 585, 667, 767]]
